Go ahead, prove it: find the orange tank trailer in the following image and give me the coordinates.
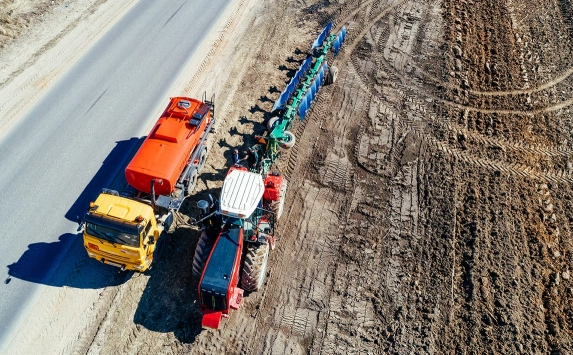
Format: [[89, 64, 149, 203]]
[[125, 97, 212, 196]]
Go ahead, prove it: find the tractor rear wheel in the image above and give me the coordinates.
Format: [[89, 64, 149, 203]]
[[240, 243, 269, 292], [192, 231, 213, 278], [278, 131, 296, 149]]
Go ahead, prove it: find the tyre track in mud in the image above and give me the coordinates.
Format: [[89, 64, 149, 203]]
[[257, 186, 341, 354], [337, 0, 573, 353], [357, 40, 573, 115], [363, 47, 573, 115], [348, 75, 435, 355], [350, 0, 573, 185], [240, 63, 352, 355], [307, 58, 374, 355], [436, 0, 573, 178], [322, 49, 436, 352], [436, 0, 573, 352], [346, 0, 573, 113], [235, 7, 382, 350]]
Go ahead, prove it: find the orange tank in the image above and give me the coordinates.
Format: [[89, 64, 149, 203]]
[[125, 97, 211, 196]]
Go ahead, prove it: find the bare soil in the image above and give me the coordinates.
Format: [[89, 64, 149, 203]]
[[4, 0, 573, 354]]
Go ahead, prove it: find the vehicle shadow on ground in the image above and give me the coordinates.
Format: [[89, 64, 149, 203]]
[[64, 137, 144, 223], [5, 138, 144, 289], [133, 187, 222, 342], [6, 233, 131, 288]]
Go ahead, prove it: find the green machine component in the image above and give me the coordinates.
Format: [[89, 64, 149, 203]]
[[255, 23, 347, 175]]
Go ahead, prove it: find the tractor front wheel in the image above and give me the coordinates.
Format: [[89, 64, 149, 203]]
[[192, 231, 213, 278], [240, 243, 269, 292]]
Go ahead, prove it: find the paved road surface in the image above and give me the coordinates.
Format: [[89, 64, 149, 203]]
[[0, 0, 231, 347]]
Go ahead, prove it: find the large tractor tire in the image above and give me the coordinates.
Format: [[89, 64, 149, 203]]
[[270, 179, 287, 220], [240, 243, 269, 292], [192, 231, 213, 278], [267, 116, 280, 132], [278, 131, 296, 149]]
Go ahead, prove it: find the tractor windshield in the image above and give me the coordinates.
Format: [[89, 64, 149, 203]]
[[243, 207, 275, 240]]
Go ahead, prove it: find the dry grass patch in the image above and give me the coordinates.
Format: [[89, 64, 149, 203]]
[[0, 0, 52, 47]]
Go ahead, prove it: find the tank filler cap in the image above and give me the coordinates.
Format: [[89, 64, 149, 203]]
[[197, 200, 209, 214], [177, 100, 191, 109]]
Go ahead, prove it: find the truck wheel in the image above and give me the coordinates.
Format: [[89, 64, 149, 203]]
[[198, 147, 208, 172], [267, 116, 279, 132], [240, 243, 269, 292], [192, 231, 214, 278], [153, 233, 166, 260], [278, 131, 296, 149], [184, 170, 198, 196]]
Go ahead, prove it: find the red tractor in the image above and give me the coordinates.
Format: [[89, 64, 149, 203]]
[[192, 165, 286, 329]]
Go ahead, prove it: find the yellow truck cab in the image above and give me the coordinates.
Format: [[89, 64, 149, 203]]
[[83, 189, 162, 272]]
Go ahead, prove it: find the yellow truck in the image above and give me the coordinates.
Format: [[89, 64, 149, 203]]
[[83, 189, 162, 271], [81, 95, 214, 272]]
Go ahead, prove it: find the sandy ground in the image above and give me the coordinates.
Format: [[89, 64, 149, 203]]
[[3, 0, 573, 354]]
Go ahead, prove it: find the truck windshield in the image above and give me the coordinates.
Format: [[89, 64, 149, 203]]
[[86, 223, 140, 247]]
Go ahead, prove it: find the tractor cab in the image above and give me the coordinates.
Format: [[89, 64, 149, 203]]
[[196, 168, 283, 329], [220, 167, 276, 243], [220, 167, 265, 218]]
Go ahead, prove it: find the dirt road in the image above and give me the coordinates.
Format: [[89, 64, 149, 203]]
[[3, 0, 573, 353]]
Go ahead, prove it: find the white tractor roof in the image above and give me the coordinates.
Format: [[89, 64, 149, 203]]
[[220, 169, 264, 218]]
